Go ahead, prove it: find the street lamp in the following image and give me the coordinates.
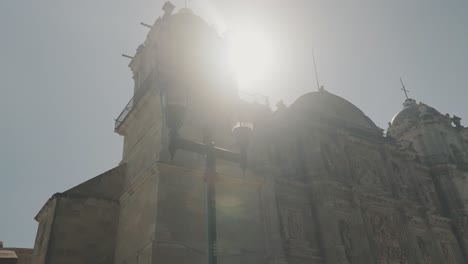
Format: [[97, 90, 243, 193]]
[[232, 122, 253, 173], [161, 86, 253, 264]]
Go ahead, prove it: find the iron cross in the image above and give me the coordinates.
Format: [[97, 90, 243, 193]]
[[400, 77, 410, 99]]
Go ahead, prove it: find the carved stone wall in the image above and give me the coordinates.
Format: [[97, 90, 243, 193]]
[[276, 183, 322, 263], [345, 143, 388, 191], [363, 209, 409, 264]]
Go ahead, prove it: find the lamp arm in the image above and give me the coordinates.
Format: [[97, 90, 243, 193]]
[[173, 137, 241, 163]]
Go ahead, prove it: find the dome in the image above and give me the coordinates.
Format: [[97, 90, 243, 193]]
[[390, 99, 441, 127], [288, 90, 381, 131]]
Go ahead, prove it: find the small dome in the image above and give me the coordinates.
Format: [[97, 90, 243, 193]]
[[288, 90, 381, 131], [390, 99, 441, 127]]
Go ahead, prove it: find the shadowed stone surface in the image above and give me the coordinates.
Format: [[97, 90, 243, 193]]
[[31, 3, 468, 264]]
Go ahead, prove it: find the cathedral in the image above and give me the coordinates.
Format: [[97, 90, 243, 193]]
[[31, 3, 468, 264]]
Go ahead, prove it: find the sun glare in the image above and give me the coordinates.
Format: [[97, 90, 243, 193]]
[[227, 30, 273, 87]]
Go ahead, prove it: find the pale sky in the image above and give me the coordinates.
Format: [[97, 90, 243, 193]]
[[1, 0, 467, 248]]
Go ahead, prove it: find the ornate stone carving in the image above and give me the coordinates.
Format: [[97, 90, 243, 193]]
[[366, 211, 408, 264], [346, 146, 385, 188], [440, 242, 458, 264], [282, 207, 305, 241], [416, 236, 432, 264], [352, 156, 382, 186], [339, 220, 353, 263], [279, 206, 316, 258], [391, 162, 412, 199], [418, 178, 440, 212]]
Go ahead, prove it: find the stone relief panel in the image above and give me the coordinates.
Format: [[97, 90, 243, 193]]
[[415, 235, 433, 264], [417, 175, 441, 213], [345, 145, 388, 190], [277, 199, 319, 259], [390, 161, 413, 200], [338, 220, 353, 263], [364, 209, 409, 264], [439, 241, 460, 264], [319, 140, 350, 180], [282, 207, 306, 241], [429, 216, 465, 263]]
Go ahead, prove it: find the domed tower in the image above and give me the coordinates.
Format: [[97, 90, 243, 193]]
[[388, 98, 468, 166], [112, 3, 266, 264], [388, 96, 468, 260]]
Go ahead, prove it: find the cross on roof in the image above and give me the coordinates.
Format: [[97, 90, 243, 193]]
[[400, 77, 410, 99]]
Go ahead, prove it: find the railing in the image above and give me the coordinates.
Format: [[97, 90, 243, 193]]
[[114, 72, 269, 132], [114, 70, 159, 131]]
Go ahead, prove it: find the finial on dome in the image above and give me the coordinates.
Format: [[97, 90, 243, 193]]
[[402, 98, 416, 108], [399, 78, 417, 108]]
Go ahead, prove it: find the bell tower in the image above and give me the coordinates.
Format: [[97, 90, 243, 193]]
[[114, 1, 239, 178], [111, 3, 265, 264]]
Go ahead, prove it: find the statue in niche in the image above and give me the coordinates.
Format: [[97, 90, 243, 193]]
[[420, 181, 437, 208], [339, 220, 353, 263], [440, 242, 457, 264], [367, 212, 408, 264], [416, 236, 432, 263], [282, 207, 305, 241]]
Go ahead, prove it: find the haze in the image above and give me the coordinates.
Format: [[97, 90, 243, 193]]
[[1, 0, 467, 247]]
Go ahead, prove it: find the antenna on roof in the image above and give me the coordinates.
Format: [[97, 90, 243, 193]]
[[400, 77, 410, 99], [312, 49, 321, 91]]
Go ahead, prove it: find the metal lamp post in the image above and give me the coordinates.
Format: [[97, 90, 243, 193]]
[[163, 88, 252, 264]]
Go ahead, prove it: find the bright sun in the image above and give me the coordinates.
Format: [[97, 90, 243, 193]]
[[227, 30, 273, 87]]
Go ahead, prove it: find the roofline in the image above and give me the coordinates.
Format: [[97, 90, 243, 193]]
[[34, 193, 60, 221]]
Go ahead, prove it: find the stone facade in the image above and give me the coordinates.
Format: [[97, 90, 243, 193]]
[[31, 3, 468, 264]]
